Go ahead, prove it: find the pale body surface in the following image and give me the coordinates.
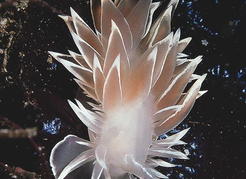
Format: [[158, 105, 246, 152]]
[[49, 0, 207, 178]]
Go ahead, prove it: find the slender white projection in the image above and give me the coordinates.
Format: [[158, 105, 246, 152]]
[[49, 0, 207, 178]]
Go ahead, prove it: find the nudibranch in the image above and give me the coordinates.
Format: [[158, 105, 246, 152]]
[[49, 0, 207, 178]]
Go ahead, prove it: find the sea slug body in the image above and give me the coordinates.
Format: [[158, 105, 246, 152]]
[[49, 0, 207, 178]]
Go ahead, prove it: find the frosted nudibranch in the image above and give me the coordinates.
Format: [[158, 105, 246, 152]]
[[49, 0, 207, 178]]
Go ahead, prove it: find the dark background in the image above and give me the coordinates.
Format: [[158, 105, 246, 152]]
[[0, 0, 245, 178]]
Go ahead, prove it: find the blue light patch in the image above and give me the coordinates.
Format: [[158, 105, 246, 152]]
[[42, 117, 61, 135], [180, 0, 219, 36]]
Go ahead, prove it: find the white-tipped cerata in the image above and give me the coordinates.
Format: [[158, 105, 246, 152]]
[[49, 0, 207, 178]]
